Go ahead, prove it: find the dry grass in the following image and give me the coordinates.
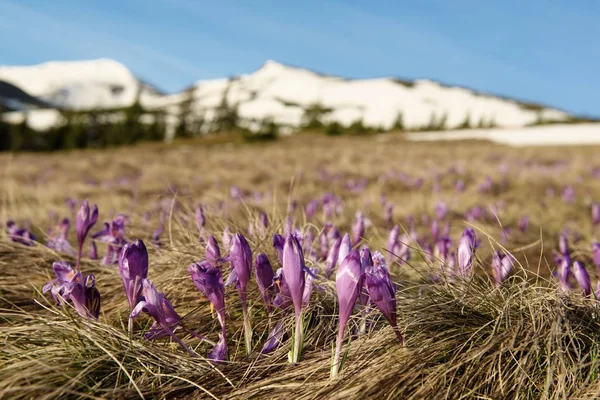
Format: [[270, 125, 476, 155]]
[[2, 133, 600, 399]]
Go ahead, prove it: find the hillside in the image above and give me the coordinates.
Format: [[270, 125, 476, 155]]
[[0, 58, 575, 132]]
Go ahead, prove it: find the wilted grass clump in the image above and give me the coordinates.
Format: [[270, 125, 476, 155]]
[[3, 135, 600, 398]]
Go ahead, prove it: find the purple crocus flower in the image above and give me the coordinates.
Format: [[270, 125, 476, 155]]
[[226, 233, 253, 354], [365, 252, 403, 342], [352, 212, 365, 247], [338, 233, 351, 265], [152, 226, 163, 248], [593, 202, 600, 227], [46, 218, 76, 255], [6, 220, 36, 246], [189, 261, 228, 361], [386, 225, 400, 263], [325, 237, 342, 278], [435, 201, 448, 220], [222, 226, 232, 249], [261, 318, 285, 354], [491, 251, 513, 284], [273, 233, 285, 263], [305, 199, 319, 221], [119, 240, 149, 334], [43, 261, 100, 319], [283, 232, 307, 363], [431, 220, 440, 242], [358, 248, 373, 306], [254, 253, 276, 312], [206, 235, 222, 267], [331, 250, 362, 378], [562, 186, 575, 204], [130, 279, 198, 356], [573, 261, 591, 297], [384, 202, 393, 225], [75, 200, 99, 270], [592, 241, 600, 274], [457, 228, 476, 276], [258, 210, 269, 237], [518, 216, 529, 233], [195, 204, 206, 237]]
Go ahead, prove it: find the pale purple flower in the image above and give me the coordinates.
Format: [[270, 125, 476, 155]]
[[119, 240, 149, 312], [365, 252, 403, 342], [206, 235, 222, 267], [562, 186, 575, 204], [305, 199, 319, 221], [226, 233, 253, 354], [222, 226, 232, 249], [384, 202, 393, 225], [46, 218, 76, 255], [573, 261, 591, 297], [325, 237, 342, 278], [435, 201, 448, 220], [273, 233, 285, 263], [332, 250, 362, 378], [518, 216, 529, 233], [283, 232, 306, 363], [338, 233, 351, 266], [491, 251, 513, 284], [457, 228, 476, 276], [352, 212, 365, 247], [593, 202, 600, 226], [75, 200, 99, 269], [195, 204, 206, 238]]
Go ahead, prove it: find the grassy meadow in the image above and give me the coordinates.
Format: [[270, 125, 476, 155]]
[[2, 133, 600, 399]]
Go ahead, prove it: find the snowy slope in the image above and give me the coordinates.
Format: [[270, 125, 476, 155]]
[[405, 123, 600, 146], [158, 60, 571, 132], [0, 58, 574, 132], [0, 59, 162, 111]]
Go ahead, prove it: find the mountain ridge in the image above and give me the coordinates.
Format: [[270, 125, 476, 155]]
[[0, 58, 585, 133]]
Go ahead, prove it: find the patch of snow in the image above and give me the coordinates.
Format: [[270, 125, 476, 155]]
[[405, 123, 600, 146]]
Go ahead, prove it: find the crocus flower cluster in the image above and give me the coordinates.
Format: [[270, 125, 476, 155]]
[[6, 220, 36, 246]]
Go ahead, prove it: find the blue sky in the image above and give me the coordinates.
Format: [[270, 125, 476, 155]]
[[1, 0, 599, 116]]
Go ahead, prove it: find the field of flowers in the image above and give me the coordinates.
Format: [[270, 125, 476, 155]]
[[2, 134, 600, 399]]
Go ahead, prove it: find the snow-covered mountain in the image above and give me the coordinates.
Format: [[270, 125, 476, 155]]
[[0, 58, 575, 132]]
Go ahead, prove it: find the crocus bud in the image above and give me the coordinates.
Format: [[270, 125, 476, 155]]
[[206, 235, 222, 267], [118, 239, 149, 310], [593, 203, 600, 226], [228, 234, 252, 296], [283, 233, 306, 315], [189, 261, 226, 328], [573, 261, 591, 297], [338, 233, 351, 266], [457, 228, 476, 276], [254, 253, 276, 312], [273, 233, 285, 263], [518, 215, 529, 233], [387, 225, 400, 263], [332, 250, 362, 378], [325, 237, 342, 278], [491, 251, 513, 284], [352, 212, 365, 247], [76, 200, 99, 247], [365, 252, 403, 342]]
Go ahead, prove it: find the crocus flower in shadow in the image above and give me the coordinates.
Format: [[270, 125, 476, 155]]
[[43, 261, 100, 319], [226, 234, 253, 355], [189, 260, 228, 361], [254, 253, 276, 313], [365, 251, 403, 343], [75, 200, 99, 270], [130, 279, 201, 357], [273, 233, 285, 263], [331, 250, 362, 379], [7, 220, 36, 246], [206, 235, 222, 267]]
